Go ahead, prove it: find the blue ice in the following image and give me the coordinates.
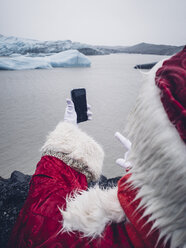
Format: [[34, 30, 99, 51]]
[[0, 50, 91, 70]]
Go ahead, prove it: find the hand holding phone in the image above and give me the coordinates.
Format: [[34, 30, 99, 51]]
[[71, 88, 88, 123], [64, 99, 77, 125]]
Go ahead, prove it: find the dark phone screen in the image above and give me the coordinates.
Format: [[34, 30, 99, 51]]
[[71, 88, 88, 123]]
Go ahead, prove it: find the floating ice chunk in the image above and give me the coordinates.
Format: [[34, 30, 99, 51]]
[[49, 50, 91, 67], [0, 50, 91, 70], [0, 56, 52, 70]]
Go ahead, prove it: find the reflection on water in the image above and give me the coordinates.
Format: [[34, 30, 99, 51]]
[[0, 53, 168, 178]]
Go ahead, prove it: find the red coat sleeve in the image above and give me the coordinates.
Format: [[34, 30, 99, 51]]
[[8, 156, 88, 247], [8, 156, 132, 248]]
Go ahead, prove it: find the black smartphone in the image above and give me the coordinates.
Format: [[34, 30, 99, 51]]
[[71, 88, 88, 123]]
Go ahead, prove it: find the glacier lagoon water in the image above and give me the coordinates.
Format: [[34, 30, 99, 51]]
[[0, 53, 168, 178], [0, 50, 91, 70]]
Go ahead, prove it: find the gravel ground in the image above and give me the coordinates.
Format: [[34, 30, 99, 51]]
[[0, 171, 31, 248]]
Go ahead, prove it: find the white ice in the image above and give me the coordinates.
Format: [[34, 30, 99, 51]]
[[0, 34, 72, 56], [0, 50, 91, 70]]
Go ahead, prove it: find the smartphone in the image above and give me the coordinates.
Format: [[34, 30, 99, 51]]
[[71, 88, 88, 123]]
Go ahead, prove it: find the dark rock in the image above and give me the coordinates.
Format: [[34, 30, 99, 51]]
[[88, 175, 121, 189], [0, 171, 31, 248], [134, 62, 157, 69], [10, 170, 29, 183], [12, 209, 17, 215]]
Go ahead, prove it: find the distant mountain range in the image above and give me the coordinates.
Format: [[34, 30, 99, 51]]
[[117, 42, 184, 55], [0, 34, 184, 56]]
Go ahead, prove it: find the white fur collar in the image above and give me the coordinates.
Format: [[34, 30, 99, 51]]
[[125, 61, 186, 248], [41, 122, 104, 181]]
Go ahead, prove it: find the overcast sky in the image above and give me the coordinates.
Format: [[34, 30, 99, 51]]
[[0, 0, 185, 46]]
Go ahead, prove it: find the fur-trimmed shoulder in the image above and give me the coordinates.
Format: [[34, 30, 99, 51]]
[[125, 60, 186, 248], [41, 122, 104, 182], [60, 186, 125, 238]]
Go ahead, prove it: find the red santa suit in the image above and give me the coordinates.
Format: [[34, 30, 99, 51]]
[[8, 47, 186, 248]]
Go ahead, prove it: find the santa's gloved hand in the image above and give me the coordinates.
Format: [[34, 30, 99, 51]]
[[64, 99, 93, 125], [115, 132, 132, 170], [87, 104, 93, 121]]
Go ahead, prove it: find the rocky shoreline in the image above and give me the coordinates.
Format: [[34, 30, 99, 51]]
[[0, 171, 121, 248], [134, 62, 157, 69], [0, 171, 31, 248]]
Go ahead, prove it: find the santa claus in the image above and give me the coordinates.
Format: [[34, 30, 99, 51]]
[[8, 47, 185, 248]]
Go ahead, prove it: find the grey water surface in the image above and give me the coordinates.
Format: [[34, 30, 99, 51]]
[[0, 53, 168, 178]]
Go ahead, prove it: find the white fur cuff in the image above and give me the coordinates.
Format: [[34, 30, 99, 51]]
[[60, 186, 125, 238], [41, 122, 104, 181]]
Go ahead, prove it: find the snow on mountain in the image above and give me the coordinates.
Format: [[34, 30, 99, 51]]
[[0, 50, 91, 70], [0, 35, 104, 56], [0, 35, 72, 56]]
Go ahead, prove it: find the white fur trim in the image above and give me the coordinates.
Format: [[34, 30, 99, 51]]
[[41, 122, 104, 181], [60, 186, 125, 238], [125, 60, 186, 248]]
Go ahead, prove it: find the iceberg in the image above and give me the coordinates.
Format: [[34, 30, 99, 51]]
[[48, 50, 91, 67], [0, 34, 72, 56], [0, 50, 91, 70]]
